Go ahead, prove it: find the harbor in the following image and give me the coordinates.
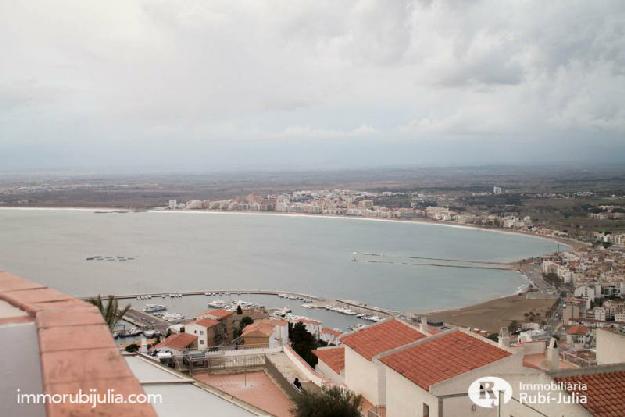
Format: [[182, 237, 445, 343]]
[[98, 289, 400, 338]]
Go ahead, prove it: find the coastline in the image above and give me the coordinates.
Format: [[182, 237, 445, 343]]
[[0, 205, 572, 324], [0, 205, 576, 250]]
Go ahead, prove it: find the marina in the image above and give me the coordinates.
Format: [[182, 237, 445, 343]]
[[110, 289, 396, 335]]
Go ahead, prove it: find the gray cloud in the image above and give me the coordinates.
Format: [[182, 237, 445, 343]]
[[0, 0, 624, 172]]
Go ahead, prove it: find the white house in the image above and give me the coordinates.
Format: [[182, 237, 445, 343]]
[[184, 318, 219, 350], [377, 329, 520, 417], [341, 319, 427, 412], [313, 346, 345, 385]]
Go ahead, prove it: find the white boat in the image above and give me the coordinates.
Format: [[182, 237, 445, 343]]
[[162, 312, 184, 322], [275, 307, 292, 317], [143, 304, 167, 313], [142, 330, 156, 338], [208, 300, 227, 308]]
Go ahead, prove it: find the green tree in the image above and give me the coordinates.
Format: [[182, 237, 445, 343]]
[[236, 304, 243, 315], [289, 321, 319, 367], [87, 295, 131, 330], [240, 316, 254, 330], [124, 343, 140, 353], [293, 386, 362, 417], [234, 316, 254, 339]]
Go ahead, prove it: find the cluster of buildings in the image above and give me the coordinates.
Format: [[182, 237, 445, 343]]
[[165, 186, 583, 242], [542, 246, 625, 299], [310, 318, 625, 417], [3, 270, 625, 417]]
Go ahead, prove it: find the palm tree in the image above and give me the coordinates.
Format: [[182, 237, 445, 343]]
[[87, 295, 131, 330], [293, 386, 362, 417]]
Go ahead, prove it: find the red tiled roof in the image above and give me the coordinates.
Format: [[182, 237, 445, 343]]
[[313, 347, 345, 374], [156, 332, 197, 350], [0, 271, 157, 417], [242, 323, 273, 337], [380, 330, 511, 390], [554, 371, 625, 417], [341, 319, 425, 360], [193, 318, 220, 328], [567, 325, 589, 336], [322, 327, 342, 337], [200, 309, 233, 320]]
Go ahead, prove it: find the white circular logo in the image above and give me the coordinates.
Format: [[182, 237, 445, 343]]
[[468, 376, 512, 408]]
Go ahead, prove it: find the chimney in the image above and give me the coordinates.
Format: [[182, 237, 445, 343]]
[[498, 327, 511, 347], [546, 337, 560, 370], [420, 316, 428, 334]]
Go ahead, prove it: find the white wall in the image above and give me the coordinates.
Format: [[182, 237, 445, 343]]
[[344, 346, 385, 406], [315, 360, 344, 386], [385, 366, 438, 417], [597, 328, 625, 365], [185, 323, 208, 350]]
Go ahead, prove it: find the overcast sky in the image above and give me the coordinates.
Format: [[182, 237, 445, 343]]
[[1, 0, 624, 173]]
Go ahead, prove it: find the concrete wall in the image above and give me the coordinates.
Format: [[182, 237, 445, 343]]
[[344, 346, 385, 406], [385, 366, 437, 417], [315, 360, 344, 386], [265, 356, 300, 400], [597, 328, 625, 365]]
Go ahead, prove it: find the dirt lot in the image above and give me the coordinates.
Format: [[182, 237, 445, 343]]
[[427, 294, 558, 334]]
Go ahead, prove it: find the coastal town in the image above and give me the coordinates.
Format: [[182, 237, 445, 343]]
[[151, 186, 625, 392], [2, 179, 625, 417], [3, 0, 625, 415]]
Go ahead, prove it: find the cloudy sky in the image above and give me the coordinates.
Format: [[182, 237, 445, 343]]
[[1, 0, 624, 173]]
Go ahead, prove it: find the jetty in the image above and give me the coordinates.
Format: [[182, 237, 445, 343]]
[[84, 289, 399, 330], [123, 309, 170, 333], [85, 289, 322, 302]]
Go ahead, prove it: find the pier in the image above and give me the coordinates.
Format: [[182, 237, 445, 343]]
[[123, 309, 170, 333], [85, 289, 399, 330], [86, 289, 323, 302]]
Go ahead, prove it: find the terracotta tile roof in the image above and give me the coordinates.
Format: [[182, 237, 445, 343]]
[[379, 330, 511, 390], [242, 322, 274, 337], [522, 353, 578, 370], [321, 327, 342, 337], [200, 308, 233, 320], [156, 332, 197, 350], [0, 271, 156, 417], [567, 325, 589, 336], [193, 318, 220, 328], [313, 347, 345, 374], [554, 371, 625, 417], [341, 319, 426, 360]]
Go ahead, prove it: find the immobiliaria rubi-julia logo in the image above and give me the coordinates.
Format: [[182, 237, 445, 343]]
[[468, 376, 513, 408]]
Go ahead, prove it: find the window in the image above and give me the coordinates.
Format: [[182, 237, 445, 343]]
[[422, 403, 429, 417], [200, 330, 204, 335], [200, 340, 204, 345]]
